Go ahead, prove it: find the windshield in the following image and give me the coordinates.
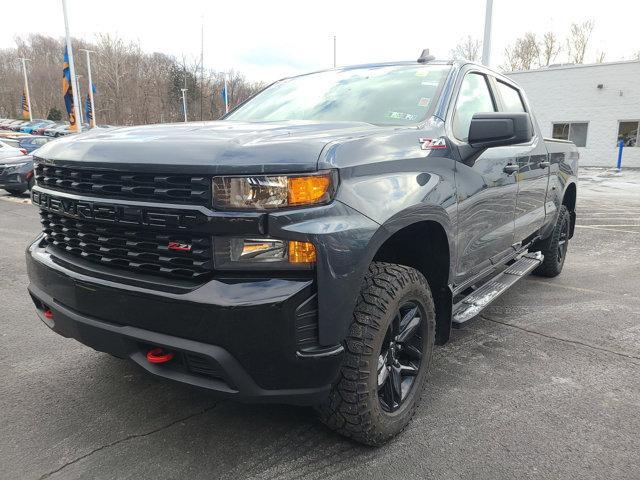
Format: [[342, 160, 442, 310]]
[[226, 64, 450, 126]]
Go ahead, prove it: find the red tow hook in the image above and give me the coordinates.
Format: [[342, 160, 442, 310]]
[[146, 347, 175, 364], [43, 309, 54, 320]]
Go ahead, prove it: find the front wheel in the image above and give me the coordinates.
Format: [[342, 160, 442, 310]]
[[317, 262, 435, 446], [533, 205, 571, 277]]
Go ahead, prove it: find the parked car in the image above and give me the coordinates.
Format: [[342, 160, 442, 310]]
[[18, 136, 53, 153], [43, 123, 70, 137], [53, 123, 89, 136], [0, 140, 27, 159], [20, 120, 55, 134], [0, 130, 31, 139], [0, 154, 34, 195], [26, 57, 578, 446], [3, 120, 27, 131]]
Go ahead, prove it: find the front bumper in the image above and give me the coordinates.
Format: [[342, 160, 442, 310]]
[[26, 238, 344, 405]]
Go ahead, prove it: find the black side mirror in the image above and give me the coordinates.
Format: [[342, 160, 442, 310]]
[[468, 112, 533, 149]]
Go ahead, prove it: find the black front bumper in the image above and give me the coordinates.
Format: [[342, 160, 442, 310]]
[[26, 239, 344, 405]]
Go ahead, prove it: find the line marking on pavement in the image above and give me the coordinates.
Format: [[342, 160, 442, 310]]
[[524, 278, 640, 301], [479, 315, 640, 363], [575, 225, 639, 234]]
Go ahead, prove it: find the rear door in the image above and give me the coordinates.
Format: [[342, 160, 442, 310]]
[[448, 69, 518, 283], [492, 78, 550, 244]]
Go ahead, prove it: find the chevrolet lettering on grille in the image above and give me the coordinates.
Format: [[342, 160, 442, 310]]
[[31, 190, 201, 230]]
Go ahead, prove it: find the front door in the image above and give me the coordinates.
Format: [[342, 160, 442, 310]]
[[448, 70, 518, 284], [492, 79, 550, 244]]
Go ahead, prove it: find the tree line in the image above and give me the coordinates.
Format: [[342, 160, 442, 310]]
[[452, 20, 640, 71], [0, 34, 265, 125]]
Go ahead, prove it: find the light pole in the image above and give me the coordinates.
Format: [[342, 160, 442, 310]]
[[481, 0, 493, 66], [80, 49, 96, 127], [223, 73, 229, 114], [181, 88, 188, 122], [333, 35, 337, 67], [75, 74, 84, 124], [61, 0, 81, 131], [19, 58, 32, 121]]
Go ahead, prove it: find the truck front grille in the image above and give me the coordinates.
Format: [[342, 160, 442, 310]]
[[40, 212, 212, 279], [34, 163, 211, 206]]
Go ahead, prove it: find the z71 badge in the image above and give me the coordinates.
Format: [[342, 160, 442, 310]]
[[419, 137, 447, 150]]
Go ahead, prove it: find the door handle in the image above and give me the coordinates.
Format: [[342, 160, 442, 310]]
[[503, 164, 519, 174], [539, 161, 550, 168]]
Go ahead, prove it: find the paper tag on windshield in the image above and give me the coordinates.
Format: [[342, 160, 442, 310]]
[[418, 97, 430, 107]]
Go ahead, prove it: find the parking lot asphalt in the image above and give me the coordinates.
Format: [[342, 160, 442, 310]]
[[1, 168, 639, 480]]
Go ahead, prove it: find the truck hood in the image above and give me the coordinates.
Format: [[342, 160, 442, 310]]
[[35, 120, 393, 174]]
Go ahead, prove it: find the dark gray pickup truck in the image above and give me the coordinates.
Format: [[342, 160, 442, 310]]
[[26, 55, 578, 445]]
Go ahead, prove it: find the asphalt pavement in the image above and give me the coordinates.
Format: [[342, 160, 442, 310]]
[[1, 167, 639, 480]]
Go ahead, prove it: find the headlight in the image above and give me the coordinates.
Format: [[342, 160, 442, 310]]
[[2, 162, 28, 171], [212, 171, 336, 210], [213, 237, 316, 270]]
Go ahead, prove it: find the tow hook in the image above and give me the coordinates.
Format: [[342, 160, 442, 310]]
[[146, 347, 175, 364]]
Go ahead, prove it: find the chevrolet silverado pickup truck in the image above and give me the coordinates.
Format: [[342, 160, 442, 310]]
[[26, 55, 578, 446]]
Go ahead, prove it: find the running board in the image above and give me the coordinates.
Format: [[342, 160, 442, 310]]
[[452, 252, 543, 325]]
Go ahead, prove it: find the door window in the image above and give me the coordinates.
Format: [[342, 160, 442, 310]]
[[496, 81, 526, 113], [453, 73, 496, 141]]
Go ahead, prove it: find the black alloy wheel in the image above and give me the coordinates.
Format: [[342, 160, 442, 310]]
[[377, 301, 424, 412]]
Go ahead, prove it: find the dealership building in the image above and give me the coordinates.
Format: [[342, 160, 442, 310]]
[[507, 60, 640, 168]]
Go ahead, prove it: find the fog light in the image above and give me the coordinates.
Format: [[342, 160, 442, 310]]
[[288, 241, 316, 263]]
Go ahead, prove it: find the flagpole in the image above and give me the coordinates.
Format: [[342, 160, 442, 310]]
[[75, 75, 83, 124], [333, 35, 336, 68], [61, 0, 81, 132], [224, 73, 229, 114], [80, 49, 96, 128], [19, 58, 32, 121]]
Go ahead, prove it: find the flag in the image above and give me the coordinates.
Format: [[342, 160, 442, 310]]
[[85, 83, 96, 128], [62, 46, 78, 132], [220, 86, 228, 104], [21, 88, 30, 120]]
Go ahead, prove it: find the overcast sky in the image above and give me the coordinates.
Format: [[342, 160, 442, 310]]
[[2, 0, 639, 82]]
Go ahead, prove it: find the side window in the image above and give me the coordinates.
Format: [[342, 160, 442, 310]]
[[496, 81, 526, 113], [453, 73, 496, 141]]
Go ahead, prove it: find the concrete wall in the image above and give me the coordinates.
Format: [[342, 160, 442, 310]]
[[508, 61, 640, 168]]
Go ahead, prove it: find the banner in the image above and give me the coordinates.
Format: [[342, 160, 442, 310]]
[[62, 46, 78, 132], [85, 83, 96, 128], [21, 88, 30, 120]]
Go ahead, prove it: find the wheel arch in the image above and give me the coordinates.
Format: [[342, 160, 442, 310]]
[[372, 219, 453, 345]]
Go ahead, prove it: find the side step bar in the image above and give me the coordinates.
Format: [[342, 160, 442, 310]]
[[452, 251, 543, 325]]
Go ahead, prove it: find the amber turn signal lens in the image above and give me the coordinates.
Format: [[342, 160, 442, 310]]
[[288, 240, 316, 263], [287, 174, 331, 206]]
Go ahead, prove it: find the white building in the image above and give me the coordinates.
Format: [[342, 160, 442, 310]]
[[508, 61, 640, 168]]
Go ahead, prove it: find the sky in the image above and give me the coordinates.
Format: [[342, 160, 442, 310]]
[[1, 0, 639, 83]]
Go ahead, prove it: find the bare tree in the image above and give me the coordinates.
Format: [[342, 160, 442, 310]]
[[540, 31, 561, 66], [595, 51, 606, 63], [503, 32, 540, 71], [567, 20, 594, 64], [0, 34, 264, 125], [451, 36, 482, 62], [634, 50, 640, 61]]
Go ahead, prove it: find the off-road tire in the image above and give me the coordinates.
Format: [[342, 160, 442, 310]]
[[533, 205, 571, 277], [317, 262, 436, 446]]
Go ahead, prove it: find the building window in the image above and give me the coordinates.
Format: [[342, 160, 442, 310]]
[[552, 122, 588, 147], [617, 121, 639, 147]]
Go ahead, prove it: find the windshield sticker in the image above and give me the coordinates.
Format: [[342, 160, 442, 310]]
[[418, 97, 430, 107], [415, 70, 429, 77], [387, 111, 417, 121]]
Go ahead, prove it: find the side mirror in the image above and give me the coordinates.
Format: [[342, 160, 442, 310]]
[[468, 112, 533, 149]]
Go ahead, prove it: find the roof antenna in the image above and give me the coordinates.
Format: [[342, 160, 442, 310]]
[[417, 49, 435, 63]]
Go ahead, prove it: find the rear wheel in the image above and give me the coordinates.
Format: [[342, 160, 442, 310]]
[[533, 205, 571, 277], [317, 262, 435, 446]]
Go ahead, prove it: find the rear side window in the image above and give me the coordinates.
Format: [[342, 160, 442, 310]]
[[453, 73, 496, 141], [496, 81, 526, 113]]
